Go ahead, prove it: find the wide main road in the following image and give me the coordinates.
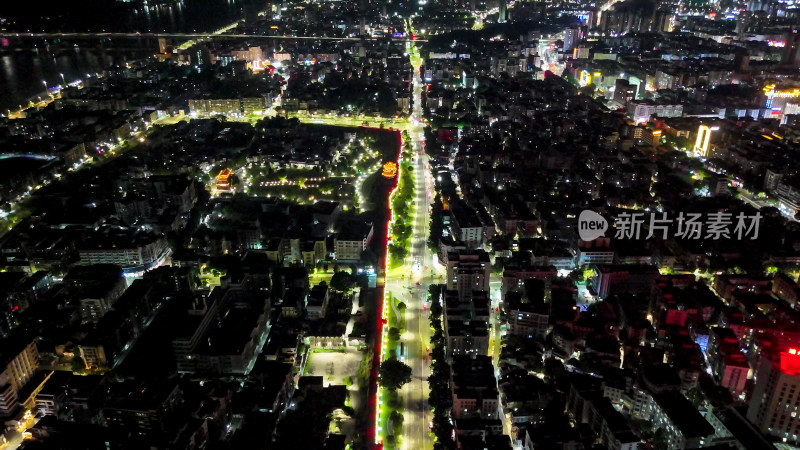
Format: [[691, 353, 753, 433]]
[[282, 42, 433, 450], [265, 42, 433, 448], [382, 41, 435, 450], [262, 39, 432, 448]]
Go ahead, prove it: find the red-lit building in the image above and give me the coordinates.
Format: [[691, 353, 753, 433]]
[[747, 347, 800, 443]]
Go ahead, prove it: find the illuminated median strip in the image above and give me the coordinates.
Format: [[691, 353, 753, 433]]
[[376, 132, 404, 447]]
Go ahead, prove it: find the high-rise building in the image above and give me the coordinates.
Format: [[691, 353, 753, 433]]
[[782, 34, 800, 68], [694, 125, 713, 158], [157, 38, 172, 54], [572, 46, 590, 59], [0, 337, 39, 417], [747, 347, 800, 443], [498, 0, 508, 23], [764, 168, 786, 193], [172, 286, 271, 375], [706, 327, 748, 397], [505, 279, 549, 340], [563, 27, 583, 53], [600, 1, 657, 34], [613, 79, 636, 109], [443, 290, 490, 357], [446, 250, 491, 301], [654, 9, 675, 32], [775, 180, 800, 217]]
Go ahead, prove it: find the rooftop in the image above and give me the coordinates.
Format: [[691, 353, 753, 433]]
[[653, 391, 714, 439]]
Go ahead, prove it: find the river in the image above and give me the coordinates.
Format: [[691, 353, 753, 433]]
[[0, 0, 260, 112]]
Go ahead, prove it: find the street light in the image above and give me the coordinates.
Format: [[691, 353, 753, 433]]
[[60, 73, 65, 84]]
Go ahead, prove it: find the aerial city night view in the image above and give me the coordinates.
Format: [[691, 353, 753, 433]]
[[0, 0, 799, 449]]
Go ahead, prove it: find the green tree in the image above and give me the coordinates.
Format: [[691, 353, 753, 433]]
[[388, 243, 408, 264], [579, 83, 596, 97], [330, 271, 354, 292], [71, 356, 86, 373], [652, 427, 669, 450], [431, 327, 444, 345], [428, 376, 452, 411], [379, 357, 412, 391], [388, 327, 401, 342], [390, 410, 404, 438], [431, 412, 455, 448], [686, 387, 704, 407], [428, 195, 444, 251], [429, 284, 444, 319], [229, 174, 240, 187], [562, 71, 580, 87]]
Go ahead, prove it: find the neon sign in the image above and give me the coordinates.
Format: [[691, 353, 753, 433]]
[[382, 162, 397, 178], [763, 84, 800, 109], [579, 69, 591, 87]]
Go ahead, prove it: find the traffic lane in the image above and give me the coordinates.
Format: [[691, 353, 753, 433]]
[[393, 283, 428, 449], [405, 286, 430, 449], [391, 284, 431, 429]]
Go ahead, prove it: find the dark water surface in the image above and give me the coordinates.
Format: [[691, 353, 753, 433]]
[[0, 0, 257, 111]]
